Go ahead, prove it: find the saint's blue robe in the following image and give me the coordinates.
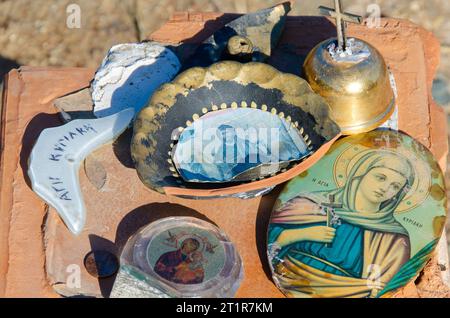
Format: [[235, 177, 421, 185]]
[[269, 221, 364, 277]]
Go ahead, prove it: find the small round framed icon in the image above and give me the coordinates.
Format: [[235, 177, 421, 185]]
[[113, 217, 243, 298]]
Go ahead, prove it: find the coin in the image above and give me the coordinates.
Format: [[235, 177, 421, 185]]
[[84, 250, 119, 278]]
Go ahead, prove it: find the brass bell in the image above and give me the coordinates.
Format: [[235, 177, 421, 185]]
[[304, 1, 395, 135], [303, 37, 394, 135]]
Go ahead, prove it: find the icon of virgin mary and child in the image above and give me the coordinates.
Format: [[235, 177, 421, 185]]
[[269, 150, 437, 298], [154, 238, 205, 285]]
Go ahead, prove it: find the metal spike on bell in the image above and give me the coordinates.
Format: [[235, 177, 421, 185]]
[[303, 0, 395, 135]]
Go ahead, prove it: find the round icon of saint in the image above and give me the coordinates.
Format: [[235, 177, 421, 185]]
[[153, 237, 205, 284], [147, 226, 226, 285], [267, 130, 446, 298]]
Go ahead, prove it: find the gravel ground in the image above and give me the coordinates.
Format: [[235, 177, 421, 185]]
[[1, 0, 450, 253]]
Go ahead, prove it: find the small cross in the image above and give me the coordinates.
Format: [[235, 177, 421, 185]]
[[321, 194, 343, 227], [321, 194, 343, 247], [319, 0, 363, 51]]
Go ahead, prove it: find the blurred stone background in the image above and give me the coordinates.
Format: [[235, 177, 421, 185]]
[[0, 0, 450, 252]]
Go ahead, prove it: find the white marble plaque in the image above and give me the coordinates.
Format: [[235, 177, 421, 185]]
[[28, 108, 134, 235]]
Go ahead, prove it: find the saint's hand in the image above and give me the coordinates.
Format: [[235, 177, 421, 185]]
[[276, 226, 336, 247], [301, 226, 336, 243]]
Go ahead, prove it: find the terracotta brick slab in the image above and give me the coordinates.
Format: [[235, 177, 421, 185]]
[[0, 14, 448, 298]]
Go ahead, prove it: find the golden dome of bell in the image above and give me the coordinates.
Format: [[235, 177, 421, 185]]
[[303, 37, 394, 135]]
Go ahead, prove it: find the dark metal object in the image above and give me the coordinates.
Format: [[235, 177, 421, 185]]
[[84, 250, 119, 278], [182, 2, 291, 69]]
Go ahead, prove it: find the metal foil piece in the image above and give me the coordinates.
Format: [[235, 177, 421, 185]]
[[184, 2, 291, 68]]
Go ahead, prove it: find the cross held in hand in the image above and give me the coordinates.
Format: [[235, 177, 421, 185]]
[[321, 194, 343, 209], [321, 194, 343, 228], [319, 0, 363, 51], [321, 194, 343, 247]]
